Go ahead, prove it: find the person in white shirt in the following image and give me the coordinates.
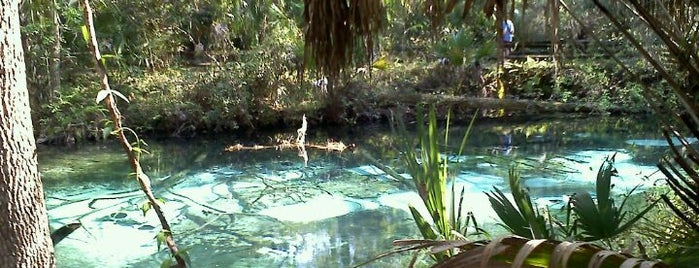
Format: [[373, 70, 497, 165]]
[[502, 19, 515, 56]]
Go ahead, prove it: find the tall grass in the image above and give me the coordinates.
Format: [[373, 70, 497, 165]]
[[387, 104, 478, 261]]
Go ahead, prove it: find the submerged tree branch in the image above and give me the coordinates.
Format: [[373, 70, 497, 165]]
[[79, 1, 186, 267]]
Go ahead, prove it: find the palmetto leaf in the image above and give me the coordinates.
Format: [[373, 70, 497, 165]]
[[487, 187, 531, 237], [595, 153, 617, 212], [487, 167, 549, 239], [572, 156, 659, 241], [572, 192, 617, 240]]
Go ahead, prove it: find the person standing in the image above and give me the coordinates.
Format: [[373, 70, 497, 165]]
[[503, 18, 515, 56]]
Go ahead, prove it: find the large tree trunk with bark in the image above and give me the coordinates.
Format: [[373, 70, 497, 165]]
[[0, 1, 56, 267]]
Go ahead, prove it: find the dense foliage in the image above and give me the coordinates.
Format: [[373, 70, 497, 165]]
[[21, 0, 665, 142]]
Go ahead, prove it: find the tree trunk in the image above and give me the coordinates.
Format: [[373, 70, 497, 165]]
[[496, 0, 505, 66], [521, 0, 527, 48], [550, 0, 560, 67], [0, 1, 56, 267], [48, 0, 61, 99]]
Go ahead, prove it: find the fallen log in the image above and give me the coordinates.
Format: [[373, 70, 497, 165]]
[[378, 93, 626, 114], [223, 140, 353, 153]]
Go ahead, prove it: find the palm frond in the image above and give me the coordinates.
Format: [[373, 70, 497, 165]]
[[487, 167, 550, 239], [433, 235, 669, 268], [572, 155, 659, 242]]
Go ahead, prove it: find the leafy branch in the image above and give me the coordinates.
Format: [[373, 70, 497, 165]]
[[79, 0, 187, 267]]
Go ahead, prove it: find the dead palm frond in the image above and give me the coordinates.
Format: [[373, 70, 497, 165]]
[[374, 235, 669, 268], [303, 0, 495, 80], [303, 0, 385, 79]]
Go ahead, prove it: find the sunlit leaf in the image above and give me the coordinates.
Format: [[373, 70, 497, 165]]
[[155, 230, 167, 251], [409, 205, 437, 240], [497, 78, 506, 99], [81, 25, 89, 43], [372, 56, 390, 70], [269, 3, 284, 17], [102, 126, 113, 140], [96, 90, 109, 103], [141, 201, 151, 216]]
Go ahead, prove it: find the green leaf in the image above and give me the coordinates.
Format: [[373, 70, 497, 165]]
[[487, 187, 530, 237], [155, 230, 167, 251], [372, 56, 390, 70], [508, 168, 549, 239], [81, 25, 89, 43], [101, 126, 113, 140], [141, 201, 151, 217], [409, 205, 437, 240], [269, 3, 284, 16], [159, 258, 173, 268], [96, 89, 109, 103], [595, 154, 616, 210]]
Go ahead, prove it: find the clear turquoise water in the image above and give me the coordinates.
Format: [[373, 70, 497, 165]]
[[39, 116, 670, 267]]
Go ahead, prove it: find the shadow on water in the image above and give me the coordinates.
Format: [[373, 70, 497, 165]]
[[39, 115, 674, 267]]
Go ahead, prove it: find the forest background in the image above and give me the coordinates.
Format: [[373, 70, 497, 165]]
[[22, 0, 660, 143]]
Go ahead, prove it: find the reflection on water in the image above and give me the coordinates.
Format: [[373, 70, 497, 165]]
[[39, 116, 672, 267]]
